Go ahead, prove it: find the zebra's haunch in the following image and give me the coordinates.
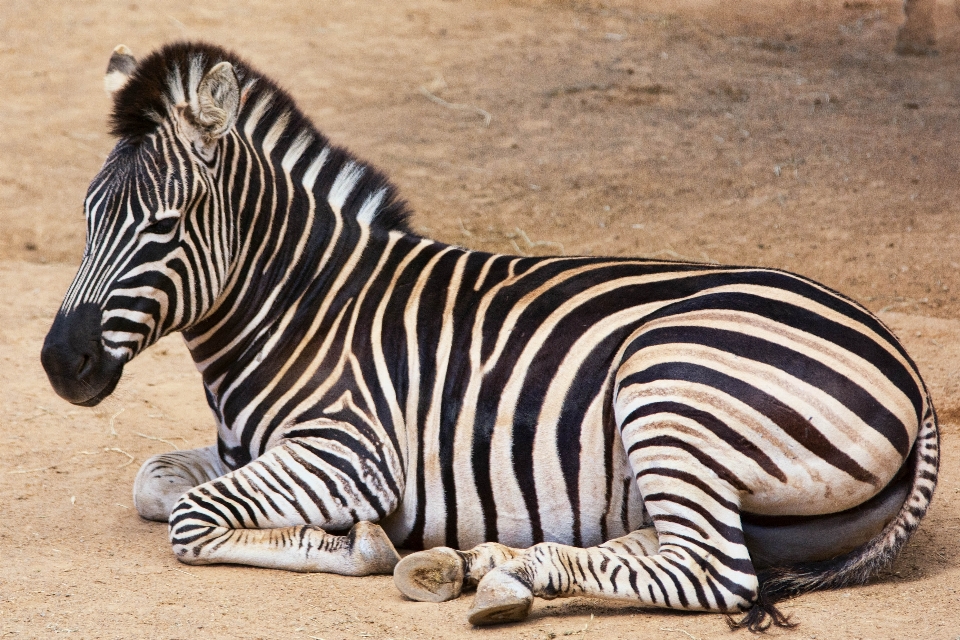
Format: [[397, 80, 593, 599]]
[[41, 42, 939, 630]]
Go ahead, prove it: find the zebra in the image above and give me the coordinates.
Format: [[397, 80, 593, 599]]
[[40, 42, 938, 630]]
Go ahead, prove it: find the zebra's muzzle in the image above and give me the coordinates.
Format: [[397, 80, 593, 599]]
[[41, 302, 124, 406]]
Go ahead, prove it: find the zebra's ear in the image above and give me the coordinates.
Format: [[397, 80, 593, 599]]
[[193, 61, 240, 140], [104, 45, 136, 95]]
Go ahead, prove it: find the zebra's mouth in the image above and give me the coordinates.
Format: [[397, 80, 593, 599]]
[[73, 366, 124, 407], [43, 354, 125, 407]]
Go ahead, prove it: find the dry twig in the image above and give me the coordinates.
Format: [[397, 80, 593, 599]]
[[108, 406, 125, 436], [659, 627, 701, 640], [418, 86, 492, 126], [507, 227, 566, 256], [134, 432, 183, 450], [578, 614, 595, 638], [104, 447, 134, 468], [509, 238, 529, 256], [878, 298, 922, 314], [171, 567, 199, 578], [7, 466, 55, 475]]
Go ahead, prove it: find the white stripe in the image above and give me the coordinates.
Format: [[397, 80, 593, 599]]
[[187, 55, 204, 116], [167, 65, 185, 104], [356, 187, 387, 224], [302, 148, 330, 190], [474, 255, 497, 292], [327, 162, 365, 215], [281, 131, 313, 173], [243, 93, 274, 138], [262, 110, 291, 156]]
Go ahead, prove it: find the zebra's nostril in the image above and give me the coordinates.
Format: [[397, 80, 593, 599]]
[[77, 353, 94, 379]]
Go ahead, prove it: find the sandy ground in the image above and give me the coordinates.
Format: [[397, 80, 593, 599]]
[[4, 0, 960, 638]]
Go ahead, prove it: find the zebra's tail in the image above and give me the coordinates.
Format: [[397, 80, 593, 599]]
[[737, 403, 940, 631]]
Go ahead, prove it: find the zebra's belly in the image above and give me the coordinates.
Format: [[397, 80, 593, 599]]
[[387, 419, 649, 551], [742, 461, 914, 567], [387, 416, 913, 550], [412, 490, 649, 551]]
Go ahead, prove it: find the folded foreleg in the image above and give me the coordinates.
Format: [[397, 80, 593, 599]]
[[168, 436, 401, 575]]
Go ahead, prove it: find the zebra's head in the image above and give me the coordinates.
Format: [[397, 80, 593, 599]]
[[42, 44, 243, 405]]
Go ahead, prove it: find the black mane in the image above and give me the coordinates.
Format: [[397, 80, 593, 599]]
[[109, 41, 412, 232]]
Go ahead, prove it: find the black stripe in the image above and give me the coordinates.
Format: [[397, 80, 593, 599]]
[[622, 324, 910, 456], [628, 435, 752, 493], [621, 362, 881, 484], [621, 290, 923, 422], [294, 442, 388, 519], [661, 553, 708, 609], [652, 514, 708, 539], [637, 467, 742, 512], [626, 402, 786, 483], [211, 480, 262, 527]]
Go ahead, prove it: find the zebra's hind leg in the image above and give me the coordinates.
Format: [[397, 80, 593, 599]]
[[133, 444, 226, 521], [463, 528, 661, 624], [394, 542, 523, 602], [467, 473, 760, 626]]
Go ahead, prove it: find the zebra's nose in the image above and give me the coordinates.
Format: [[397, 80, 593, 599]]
[[42, 303, 102, 378], [41, 303, 122, 406]]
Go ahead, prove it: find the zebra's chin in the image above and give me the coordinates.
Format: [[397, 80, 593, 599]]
[[43, 356, 124, 407], [71, 365, 123, 407]]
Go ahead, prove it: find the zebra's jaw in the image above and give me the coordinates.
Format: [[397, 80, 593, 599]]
[[41, 302, 125, 407]]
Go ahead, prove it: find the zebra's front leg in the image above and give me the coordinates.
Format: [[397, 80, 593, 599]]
[[168, 436, 401, 575], [134, 444, 227, 521], [394, 542, 524, 602]]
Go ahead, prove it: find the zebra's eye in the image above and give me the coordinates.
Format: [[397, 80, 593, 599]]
[[146, 216, 179, 235]]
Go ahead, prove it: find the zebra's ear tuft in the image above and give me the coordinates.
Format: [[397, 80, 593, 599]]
[[193, 61, 240, 140], [104, 44, 137, 95]]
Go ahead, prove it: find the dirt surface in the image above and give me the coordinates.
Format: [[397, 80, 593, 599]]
[[3, 0, 960, 638]]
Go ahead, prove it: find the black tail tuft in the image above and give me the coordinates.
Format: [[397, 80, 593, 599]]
[[726, 583, 798, 633]]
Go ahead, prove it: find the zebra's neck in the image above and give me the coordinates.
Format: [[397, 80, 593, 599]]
[[181, 89, 412, 401]]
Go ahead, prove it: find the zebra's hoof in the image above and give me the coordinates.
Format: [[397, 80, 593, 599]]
[[467, 571, 533, 625], [132, 456, 196, 522], [394, 548, 465, 602], [349, 521, 401, 575]]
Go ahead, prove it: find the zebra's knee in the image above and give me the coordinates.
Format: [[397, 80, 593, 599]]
[[134, 454, 203, 521], [133, 445, 225, 521]]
